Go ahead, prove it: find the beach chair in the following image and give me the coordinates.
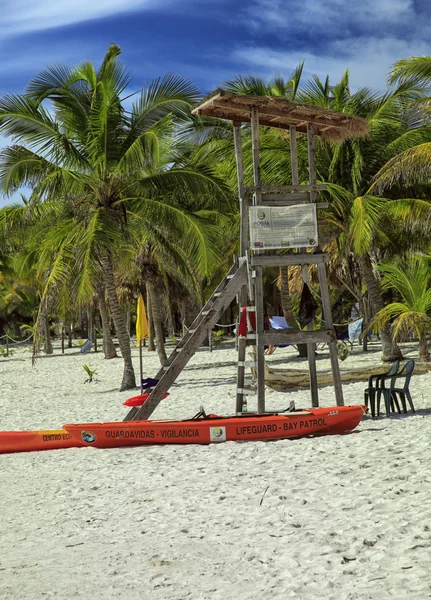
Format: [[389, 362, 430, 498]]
[[388, 359, 415, 414], [265, 316, 291, 355], [364, 360, 400, 417]]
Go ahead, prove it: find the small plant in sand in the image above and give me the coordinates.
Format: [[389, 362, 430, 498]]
[[83, 364, 99, 384], [0, 345, 14, 357], [212, 329, 225, 347]]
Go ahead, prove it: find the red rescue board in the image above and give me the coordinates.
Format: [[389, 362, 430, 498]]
[[0, 429, 84, 454], [64, 405, 366, 449]]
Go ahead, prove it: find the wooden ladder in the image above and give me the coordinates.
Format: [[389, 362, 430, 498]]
[[125, 258, 248, 421]]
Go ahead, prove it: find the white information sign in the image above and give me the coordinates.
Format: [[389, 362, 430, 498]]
[[249, 204, 318, 250]]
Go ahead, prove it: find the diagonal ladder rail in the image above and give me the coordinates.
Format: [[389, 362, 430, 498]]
[[124, 258, 248, 421]]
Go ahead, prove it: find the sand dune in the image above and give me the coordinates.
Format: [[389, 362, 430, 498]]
[[1, 341, 431, 599]]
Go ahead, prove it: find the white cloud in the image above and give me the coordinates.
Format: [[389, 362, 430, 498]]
[[244, 0, 419, 35], [1, 0, 170, 36], [235, 0, 431, 90], [232, 36, 431, 90]]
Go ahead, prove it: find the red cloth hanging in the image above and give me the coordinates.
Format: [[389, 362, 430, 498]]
[[238, 306, 248, 338], [238, 307, 256, 337]]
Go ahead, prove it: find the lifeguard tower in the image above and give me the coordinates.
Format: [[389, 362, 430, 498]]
[[125, 90, 368, 421]]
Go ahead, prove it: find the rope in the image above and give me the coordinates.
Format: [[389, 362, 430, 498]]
[[215, 322, 237, 327], [0, 333, 33, 344]]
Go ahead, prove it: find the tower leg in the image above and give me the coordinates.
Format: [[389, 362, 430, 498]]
[[254, 266, 266, 413], [236, 286, 248, 413], [317, 262, 344, 406], [301, 265, 319, 407]]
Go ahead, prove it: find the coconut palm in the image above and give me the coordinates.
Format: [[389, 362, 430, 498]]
[[0, 44, 228, 390], [369, 56, 431, 192], [370, 256, 431, 361]]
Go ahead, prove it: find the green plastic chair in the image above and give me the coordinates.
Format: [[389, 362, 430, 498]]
[[364, 361, 400, 417], [388, 359, 415, 414]]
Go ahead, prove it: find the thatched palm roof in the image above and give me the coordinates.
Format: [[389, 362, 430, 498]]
[[192, 89, 369, 142]]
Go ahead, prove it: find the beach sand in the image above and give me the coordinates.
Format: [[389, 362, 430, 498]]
[[1, 340, 431, 599]]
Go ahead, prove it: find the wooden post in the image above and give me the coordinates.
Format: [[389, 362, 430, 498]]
[[317, 263, 344, 406], [290, 125, 299, 186], [307, 123, 317, 203], [250, 106, 266, 413], [233, 123, 248, 258], [233, 123, 250, 413], [251, 107, 262, 205], [301, 264, 319, 407], [61, 326, 65, 354]]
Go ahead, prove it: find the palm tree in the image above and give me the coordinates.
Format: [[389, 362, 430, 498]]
[[370, 256, 431, 361], [0, 44, 228, 390], [370, 56, 431, 192]]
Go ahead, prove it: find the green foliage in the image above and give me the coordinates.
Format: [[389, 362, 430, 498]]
[[212, 329, 225, 347], [83, 364, 98, 383], [0, 45, 233, 361], [0, 345, 14, 357], [370, 256, 431, 342]]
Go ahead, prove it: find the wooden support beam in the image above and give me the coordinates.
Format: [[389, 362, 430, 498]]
[[307, 123, 317, 203], [246, 184, 326, 193], [260, 192, 311, 203], [233, 124, 248, 257], [251, 107, 261, 205], [236, 286, 248, 413], [302, 265, 319, 407], [251, 253, 328, 267], [250, 107, 266, 413], [290, 125, 299, 186], [317, 263, 344, 406], [210, 100, 344, 131], [250, 197, 328, 209], [260, 329, 336, 346], [255, 266, 266, 413]]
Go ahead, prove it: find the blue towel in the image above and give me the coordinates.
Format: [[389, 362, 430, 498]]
[[269, 316, 291, 330], [348, 319, 363, 343], [80, 338, 93, 353]]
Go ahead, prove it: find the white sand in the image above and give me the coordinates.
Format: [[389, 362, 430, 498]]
[[1, 340, 431, 599]]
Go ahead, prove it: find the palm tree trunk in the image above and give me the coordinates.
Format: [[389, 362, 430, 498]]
[[146, 284, 156, 351], [279, 266, 307, 358], [180, 299, 187, 335], [68, 322, 73, 348], [97, 290, 117, 359], [359, 254, 403, 361], [101, 253, 136, 390], [41, 302, 53, 354], [419, 336, 430, 361], [166, 296, 175, 338], [126, 303, 131, 336], [147, 280, 167, 365]]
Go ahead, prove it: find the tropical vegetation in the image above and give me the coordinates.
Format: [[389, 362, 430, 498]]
[[2, 45, 431, 394]]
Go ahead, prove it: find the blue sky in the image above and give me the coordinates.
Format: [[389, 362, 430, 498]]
[[0, 0, 430, 205]]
